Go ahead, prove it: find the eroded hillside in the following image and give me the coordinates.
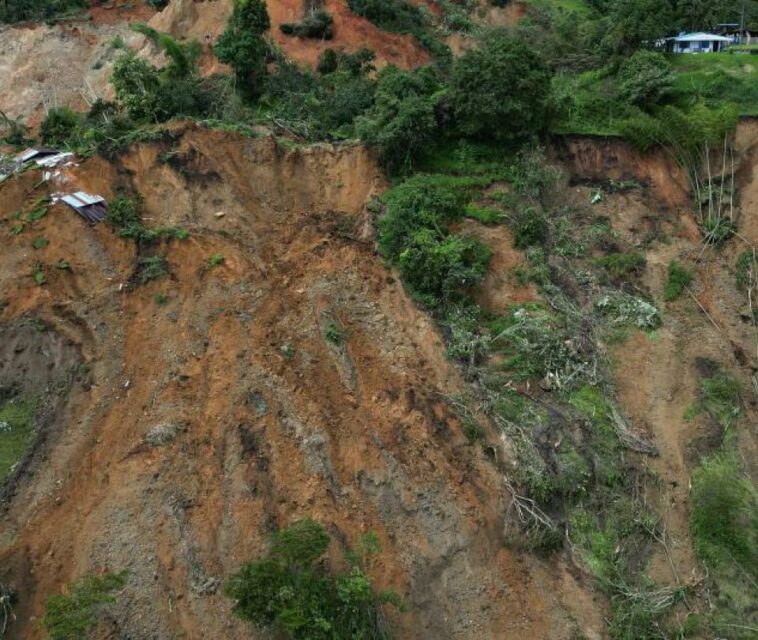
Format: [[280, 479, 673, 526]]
[[0, 126, 605, 639], [1, 2, 757, 639]]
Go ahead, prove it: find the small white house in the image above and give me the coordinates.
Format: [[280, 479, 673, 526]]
[[669, 32, 732, 53]]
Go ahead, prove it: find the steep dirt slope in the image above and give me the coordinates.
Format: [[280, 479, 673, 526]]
[[149, 0, 430, 69], [0, 20, 137, 124], [561, 129, 758, 614], [0, 126, 597, 639]]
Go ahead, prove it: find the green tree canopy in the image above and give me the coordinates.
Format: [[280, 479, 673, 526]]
[[449, 35, 551, 144], [215, 0, 271, 97]]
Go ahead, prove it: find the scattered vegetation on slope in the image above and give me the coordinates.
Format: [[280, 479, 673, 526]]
[[0, 0, 85, 24], [43, 572, 127, 640], [226, 520, 400, 639], [0, 393, 36, 483]]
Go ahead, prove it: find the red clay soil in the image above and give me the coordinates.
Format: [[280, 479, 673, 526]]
[[149, 0, 430, 70], [88, 0, 156, 25], [0, 125, 597, 639]]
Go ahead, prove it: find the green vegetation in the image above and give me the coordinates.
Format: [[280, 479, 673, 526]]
[[688, 366, 757, 637], [450, 35, 551, 144], [226, 520, 399, 639], [735, 249, 757, 292], [207, 253, 225, 269], [135, 255, 169, 284], [663, 260, 692, 301], [43, 571, 127, 640], [0, 394, 36, 482], [596, 250, 645, 281], [215, 0, 271, 97], [106, 194, 187, 248], [40, 107, 81, 146], [324, 322, 344, 345], [690, 451, 758, 638], [281, 4, 334, 40], [33, 262, 46, 286], [700, 372, 741, 431], [0, 0, 86, 24], [692, 450, 757, 571]]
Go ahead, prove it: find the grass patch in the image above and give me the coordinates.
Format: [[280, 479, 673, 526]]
[[207, 253, 225, 269], [464, 203, 503, 224], [663, 260, 692, 301], [135, 255, 169, 285], [670, 53, 758, 117], [690, 450, 758, 637], [701, 373, 741, 431], [0, 395, 36, 482], [324, 322, 344, 346], [595, 251, 645, 281], [43, 571, 127, 640]]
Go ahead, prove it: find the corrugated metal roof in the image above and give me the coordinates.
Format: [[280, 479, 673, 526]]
[[63, 192, 105, 207], [60, 191, 108, 224], [673, 32, 732, 42], [15, 148, 60, 163], [35, 152, 74, 168]]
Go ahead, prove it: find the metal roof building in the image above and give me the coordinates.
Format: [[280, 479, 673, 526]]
[[669, 32, 732, 53]]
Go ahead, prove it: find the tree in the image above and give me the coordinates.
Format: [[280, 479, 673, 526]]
[[356, 65, 441, 173], [111, 50, 163, 120], [600, 0, 674, 56], [40, 107, 80, 145], [450, 35, 551, 144], [215, 0, 271, 97], [618, 50, 675, 111]]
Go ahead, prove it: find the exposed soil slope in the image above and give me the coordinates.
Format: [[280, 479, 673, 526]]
[[0, 126, 596, 639], [562, 130, 758, 621]]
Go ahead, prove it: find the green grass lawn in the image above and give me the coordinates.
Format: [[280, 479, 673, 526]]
[[0, 395, 36, 482], [551, 52, 758, 137], [670, 52, 758, 116]]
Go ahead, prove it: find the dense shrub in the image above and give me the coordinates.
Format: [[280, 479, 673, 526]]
[[347, 0, 426, 34], [378, 175, 492, 309], [378, 174, 473, 259], [397, 230, 491, 307], [663, 260, 692, 301], [215, 0, 271, 96], [264, 56, 375, 139], [356, 66, 441, 173], [450, 35, 551, 144], [281, 9, 334, 39], [618, 50, 675, 111], [111, 51, 164, 120], [512, 207, 548, 249], [0, 0, 85, 23], [112, 27, 227, 123], [226, 519, 398, 640], [691, 451, 758, 575], [600, 0, 674, 56], [596, 250, 645, 281], [40, 107, 81, 146]]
